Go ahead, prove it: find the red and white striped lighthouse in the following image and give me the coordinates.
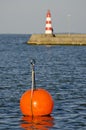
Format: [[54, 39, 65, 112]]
[[45, 10, 53, 34]]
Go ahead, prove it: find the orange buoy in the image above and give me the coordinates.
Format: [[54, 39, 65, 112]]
[[20, 88, 54, 116], [20, 60, 54, 116]]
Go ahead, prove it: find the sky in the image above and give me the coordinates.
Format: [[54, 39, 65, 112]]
[[0, 0, 86, 34]]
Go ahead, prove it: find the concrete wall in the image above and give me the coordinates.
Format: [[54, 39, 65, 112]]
[[27, 34, 86, 45]]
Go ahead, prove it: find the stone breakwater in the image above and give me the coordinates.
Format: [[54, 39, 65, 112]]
[[27, 34, 86, 45]]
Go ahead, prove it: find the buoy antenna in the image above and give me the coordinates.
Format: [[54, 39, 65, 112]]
[[31, 59, 35, 66], [31, 59, 36, 90]]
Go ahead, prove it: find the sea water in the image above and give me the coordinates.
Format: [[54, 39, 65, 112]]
[[0, 34, 86, 130]]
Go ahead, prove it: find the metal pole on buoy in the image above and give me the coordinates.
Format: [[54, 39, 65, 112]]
[[30, 59, 36, 117], [31, 59, 36, 91]]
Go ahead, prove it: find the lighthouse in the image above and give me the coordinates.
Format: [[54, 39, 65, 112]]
[[45, 10, 53, 34]]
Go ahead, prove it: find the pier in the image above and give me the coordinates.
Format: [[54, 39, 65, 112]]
[[27, 10, 86, 45], [27, 34, 86, 45]]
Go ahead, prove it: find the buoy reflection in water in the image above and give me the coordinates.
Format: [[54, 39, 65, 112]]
[[21, 116, 54, 130]]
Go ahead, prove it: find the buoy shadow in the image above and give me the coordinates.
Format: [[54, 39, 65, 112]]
[[20, 115, 54, 130]]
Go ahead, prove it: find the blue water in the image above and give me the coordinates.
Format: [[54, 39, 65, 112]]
[[0, 34, 86, 130]]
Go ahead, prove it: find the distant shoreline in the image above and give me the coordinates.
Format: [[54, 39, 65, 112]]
[[27, 33, 86, 45]]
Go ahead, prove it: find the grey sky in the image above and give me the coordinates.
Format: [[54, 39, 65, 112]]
[[0, 0, 86, 34]]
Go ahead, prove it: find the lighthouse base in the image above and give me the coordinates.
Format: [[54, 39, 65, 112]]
[[27, 33, 86, 45]]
